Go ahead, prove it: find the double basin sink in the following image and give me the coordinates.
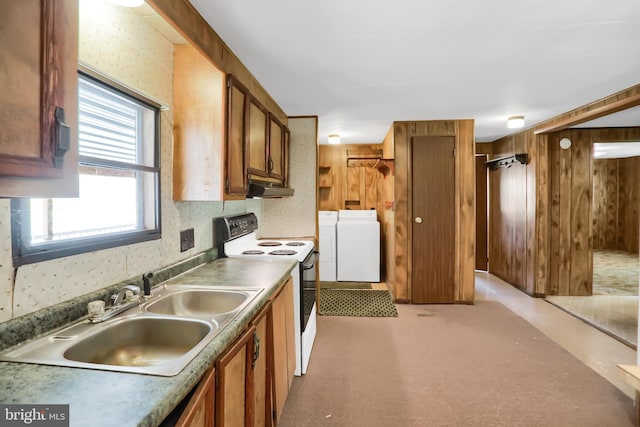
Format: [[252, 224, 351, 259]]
[[0, 285, 263, 376]]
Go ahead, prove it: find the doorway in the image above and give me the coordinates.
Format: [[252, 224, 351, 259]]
[[475, 154, 489, 271], [411, 136, 455, 303]]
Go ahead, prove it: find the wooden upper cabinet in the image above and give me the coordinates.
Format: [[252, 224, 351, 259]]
[[247, 97, 269, 178], [0, 0, 79, 198], [173, 45, 226, 201], [226, 76, 248, 196], [268, 115, 285, 181]]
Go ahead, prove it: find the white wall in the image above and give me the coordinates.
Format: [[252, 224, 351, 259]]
[[0, 1, 256, 322], [260, 117, 318, 238]]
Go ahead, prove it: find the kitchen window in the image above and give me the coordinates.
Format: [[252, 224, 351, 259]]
[[11, 71, 161, 266]]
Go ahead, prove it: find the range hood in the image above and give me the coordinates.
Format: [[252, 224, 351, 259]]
[[247, 180, 295, 198]]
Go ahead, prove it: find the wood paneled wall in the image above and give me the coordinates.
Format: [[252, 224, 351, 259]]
[[392, 120, 475, 304], [592, 159, 619, 250], [318, 144, 386, 213], [488, 131, 536, 294], [618, 157, 640, 253], [490, 123, 640, 297], [547, 130, 593, 296], [592, 156, 640, 253]]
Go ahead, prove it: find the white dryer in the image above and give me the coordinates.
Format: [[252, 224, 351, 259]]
[[318, 211, 338, 281], [337, 210, 380, 282]]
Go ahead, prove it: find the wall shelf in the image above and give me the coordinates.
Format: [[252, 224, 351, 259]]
[[486, 153, 528, 170]]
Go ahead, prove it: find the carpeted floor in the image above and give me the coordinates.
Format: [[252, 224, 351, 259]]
[[279, 302, 635, 427], [318, 289, 398, 317], [593, 249, 639, 296]]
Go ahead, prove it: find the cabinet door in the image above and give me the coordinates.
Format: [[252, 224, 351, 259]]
[[268, 116, 284, 181], [251, 302, 272, 427], [271, 278, 295, 420], [177, 367, 216, 427], [173, 45, 225, 201], [283, 127, 290, 187], [216, 326, 254, 427], [247, 97, 269, 177], [0, 0, 79, 197], [226, 75, 248, 196]]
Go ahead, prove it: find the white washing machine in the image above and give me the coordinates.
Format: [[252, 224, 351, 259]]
[[318, 211, 338, 281], [337, 210, 380, 282]]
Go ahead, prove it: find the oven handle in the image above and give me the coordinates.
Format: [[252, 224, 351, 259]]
[[302, 250, 319, 270]]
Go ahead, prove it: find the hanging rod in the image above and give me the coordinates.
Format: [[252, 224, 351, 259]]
[[485, 153, 528, 170]]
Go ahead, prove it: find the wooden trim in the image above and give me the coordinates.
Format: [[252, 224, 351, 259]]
[[534, 87, 640, 134], [146, 0, 287, 125]]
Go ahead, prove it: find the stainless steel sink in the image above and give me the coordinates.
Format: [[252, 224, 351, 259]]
[[63, 317, 211, 368], [0, 285, 264, 376], [146, 288, 252, 317]]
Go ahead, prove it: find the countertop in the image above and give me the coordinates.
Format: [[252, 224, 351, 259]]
[[0, 257, 297, 427]]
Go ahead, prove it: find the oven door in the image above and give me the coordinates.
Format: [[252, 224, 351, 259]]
[[301, 250, 318, 332]]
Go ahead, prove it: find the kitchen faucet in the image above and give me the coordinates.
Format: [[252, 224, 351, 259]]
[[88, 284, 141, 323], [143, 272, 154, 298], [112, 284, 141, 306]]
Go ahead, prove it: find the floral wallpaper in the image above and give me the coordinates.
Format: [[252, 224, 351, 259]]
[[0, 0, 252, 322]]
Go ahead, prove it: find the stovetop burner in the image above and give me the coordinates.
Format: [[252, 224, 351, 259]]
[[258, 241, 282, 247], [286, 242, 305, 246], [269, 249, 297, 256], [242, 249, 265, 255]]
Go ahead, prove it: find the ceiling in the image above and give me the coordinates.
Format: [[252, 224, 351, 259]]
[[186, 0, 640, 144]]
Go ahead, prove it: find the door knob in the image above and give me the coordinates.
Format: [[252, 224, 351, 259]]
[[414, 217, 423, 224]]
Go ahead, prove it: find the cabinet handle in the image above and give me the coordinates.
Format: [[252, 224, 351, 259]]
[[54, 107, 71, 169], [252, 332, 260, 368], [268, 157, 273, 172]]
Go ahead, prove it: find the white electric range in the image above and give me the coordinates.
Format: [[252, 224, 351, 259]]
[[214, 213, 317, 375]]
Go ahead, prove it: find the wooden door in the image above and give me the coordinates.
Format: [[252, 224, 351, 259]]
[[0, 0, 79, 198], [283, 127, 290, 187], [271, 278, 294, 421], [176, 367, 215, 427], [251, 303, 272, 427], [247, 97, 269, 177], [216, 327, 254, 427], [226, 75, 248, 196], [173, 45, 226, 201], [411, 136, 455, 303], [475, 155, 489, 270]]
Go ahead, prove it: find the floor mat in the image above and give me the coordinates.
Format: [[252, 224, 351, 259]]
[[319, 289, 398, 317]]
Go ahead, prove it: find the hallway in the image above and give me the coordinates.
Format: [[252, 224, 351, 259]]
[[278, 272, 637, 426], [475, 272, 636, 398]]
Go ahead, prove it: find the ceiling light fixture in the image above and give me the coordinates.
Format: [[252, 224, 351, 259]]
[[328, 134, 341, 145], [109, 0, 144, 7], [507, 116, 525, 129]]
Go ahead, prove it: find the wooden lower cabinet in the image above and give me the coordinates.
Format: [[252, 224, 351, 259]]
[[176, 367, 216, 427], [271, 278, 296, 422], [251, 302, 272, 427], [172, 278, 295, 427], [216, 326, 255, 427]]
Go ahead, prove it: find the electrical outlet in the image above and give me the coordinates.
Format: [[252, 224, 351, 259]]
[[180, 228, 195, 252]]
